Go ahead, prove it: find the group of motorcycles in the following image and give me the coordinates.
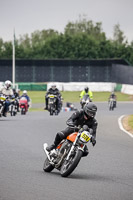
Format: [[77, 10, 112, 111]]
[[0, 94, 29, 118], [80, 93, 117, 111]]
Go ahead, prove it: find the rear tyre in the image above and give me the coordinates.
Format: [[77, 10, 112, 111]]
[[21, 108, 25, 115], [43, 158, 54, 172], [60, 149, 83, 177]]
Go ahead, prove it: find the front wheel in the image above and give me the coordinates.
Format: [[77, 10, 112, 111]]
[[50, 106, 53, 115], [43, 158, 54, 172], [60, 149, 83, 177]]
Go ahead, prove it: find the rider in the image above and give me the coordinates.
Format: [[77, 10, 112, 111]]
[[20, 90, 30, 107], [46, 102, 98, 156], [44, 84, 61, 111], [108, 92, 117, 107], [0, 80, 14, 117], [80, 87, 93, 102], [13, 88, 20, 112], [13, 88, 19, 98], [20, 90, 30, 101]]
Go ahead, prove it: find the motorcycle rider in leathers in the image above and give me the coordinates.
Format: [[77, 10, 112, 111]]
[[108, 92, 117, 108], [0, 80, 14, 117], [44, 84, 61, 112], [46, 102, 98, 156]]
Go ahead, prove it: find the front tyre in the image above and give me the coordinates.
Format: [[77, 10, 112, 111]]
[[43, 158, 54, 172], [60, 149, 83, 177]]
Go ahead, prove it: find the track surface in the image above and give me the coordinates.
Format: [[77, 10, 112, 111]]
[[0, 102, 133, 200]]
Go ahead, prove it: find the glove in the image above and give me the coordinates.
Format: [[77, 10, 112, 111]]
[[67, 120, 75, 127], [91, 136, 96, 146]]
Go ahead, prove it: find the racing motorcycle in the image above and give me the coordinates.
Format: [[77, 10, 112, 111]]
[[43, 125, 94, 177], [19, 97, 28, 115], [0, 94, 6, 117], [108, 98, 115, 111], [80, 94, 91, 109], [47, 94, 58, 115], [9, 97, 18, 116]]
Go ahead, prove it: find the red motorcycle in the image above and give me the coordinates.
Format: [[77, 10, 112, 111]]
[[19, 97, 28, 115]]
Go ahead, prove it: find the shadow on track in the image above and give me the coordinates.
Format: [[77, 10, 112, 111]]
[[41, 170, 112, 182]]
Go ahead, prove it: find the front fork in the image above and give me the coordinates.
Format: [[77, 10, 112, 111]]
[[65, 132, 84, 161]]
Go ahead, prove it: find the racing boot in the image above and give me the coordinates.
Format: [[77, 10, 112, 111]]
[[46, 132, 64, 152], [3, 112, 7, 117]]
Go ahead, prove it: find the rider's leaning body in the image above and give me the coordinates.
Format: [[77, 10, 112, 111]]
[[46, 102, 98, 156], [0, 80, 14, 117]]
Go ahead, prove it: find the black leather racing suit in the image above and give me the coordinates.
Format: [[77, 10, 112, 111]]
[[53, 109, 98, 149], [45, 88, 61, 110]]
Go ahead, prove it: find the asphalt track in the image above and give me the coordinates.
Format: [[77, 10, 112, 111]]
[[0, 102, 133, 200]]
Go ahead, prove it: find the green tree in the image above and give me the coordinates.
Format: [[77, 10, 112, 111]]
[[113, 23, 126, 44]]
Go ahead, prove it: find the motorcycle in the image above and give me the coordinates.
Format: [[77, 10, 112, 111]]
[[43, 125, 94, 177], [80, 94, 91, 109], [47, 94, 58, 115], [108, 98, 116, 111], [19, 97, 28, 115], [9, 97, 18, 116], [0, 94, 6, 117]]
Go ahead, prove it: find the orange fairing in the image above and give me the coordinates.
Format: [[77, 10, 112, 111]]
[[67, 132, 78, 142]]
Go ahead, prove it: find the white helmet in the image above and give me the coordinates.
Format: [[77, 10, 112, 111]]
[[23, 90, 27, 95], [5, 80, 12, 89], [51, 84, 56, 90]]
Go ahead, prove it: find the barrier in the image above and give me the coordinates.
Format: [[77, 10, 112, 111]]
[[17, 83, 47, 91], [47, 82, 116, 92], [121, 84, 133, 95]]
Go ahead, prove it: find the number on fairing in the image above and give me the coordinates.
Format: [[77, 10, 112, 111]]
[[80, 131, 91, 143], [49, 95, 54, 98], [0, 97, 6, 101]]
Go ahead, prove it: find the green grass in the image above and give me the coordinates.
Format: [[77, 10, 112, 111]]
[[128, 115, 133, 129], [22, 91, 133, 104], [20, 91, 133, 112]]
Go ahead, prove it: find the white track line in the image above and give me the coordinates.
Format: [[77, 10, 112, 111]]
[[118, 115, 133, 138]]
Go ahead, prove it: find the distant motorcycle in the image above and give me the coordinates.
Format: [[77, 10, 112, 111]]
[[108, 98, 115, 111], [43, 125, 95, 177], [9, 97, 18, 116], [19, 97, 28, 115], [80, 94, 91, 108], [0, 94, 6, 117], [47, 94, 58, 116]]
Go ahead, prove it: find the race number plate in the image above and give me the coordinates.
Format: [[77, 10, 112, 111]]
[[80, 131, 91, 143], [0, 96, 6, 101], [49, 95, 54, 98]]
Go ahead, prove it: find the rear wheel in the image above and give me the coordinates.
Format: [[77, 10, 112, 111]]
[[21, 108, 25, 115], [60, 149, 83, 177], [13, 111, 16, 116], [43, 158, 54, 172]]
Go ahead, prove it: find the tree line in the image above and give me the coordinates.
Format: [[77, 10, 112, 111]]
[[0, 17, 133, 65]]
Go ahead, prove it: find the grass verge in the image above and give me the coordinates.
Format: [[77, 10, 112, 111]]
[[21, 91, 133, 104], [128, 115, 133, 130]]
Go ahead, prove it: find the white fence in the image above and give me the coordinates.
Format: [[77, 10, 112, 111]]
[[47, 82, 116, 92]]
